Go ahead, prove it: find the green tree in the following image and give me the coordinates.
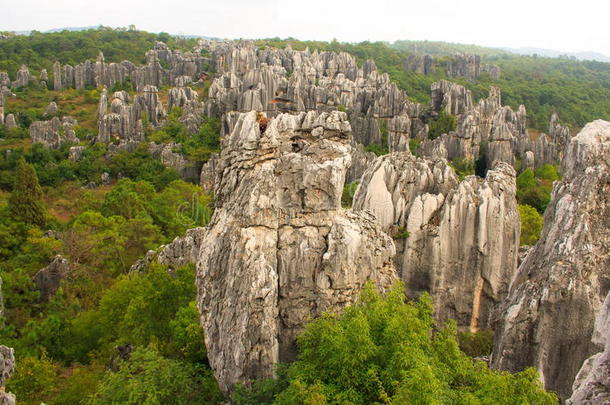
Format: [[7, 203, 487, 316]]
[[235, 282, 557, 404], [89, 346, 222, 405], [519, 204, 543, 246], [8, 158, 46, 226]]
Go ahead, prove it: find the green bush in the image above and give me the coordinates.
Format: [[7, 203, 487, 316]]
[[235, 282, 557, 404], [519, 204, 543, 246], [89, 346, 222, 405], [341, 181, 359, 208], [449, 157, 474, 180], [429, 111, 457, 139]]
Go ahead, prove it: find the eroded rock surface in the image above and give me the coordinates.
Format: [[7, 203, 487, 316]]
[[567, 292, 610, 404], [29, 116, 78, 148], [33, 255, 70, 302], [353, 154, 519, 330], [491, 120, 610, 401], [0, 346, 15, 405], [196, 111, 397, 393]]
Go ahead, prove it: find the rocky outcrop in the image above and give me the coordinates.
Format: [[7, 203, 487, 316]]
[[29, 116, 78, 148], [353, 154, 519, 330], [3, 114, 16, 131], [196, 111, 398, 393], [567, 292, 610, 404], [158, 227, 206, 270], [52, 42, 213, 92], [431, 80, 474, 116], [481, 64, 501, 79], [491, 120, 610, 401], [12, 65, 31, 88], [446, 53, 480, 80], [96, 86, 165, 143], [0, 346, 15, 405], [404, 54, 435, 75], [200, 41, 429, 180], [33, 255, 70, 302], [44, 101, 58, 117], [68, 145, 85, 162]]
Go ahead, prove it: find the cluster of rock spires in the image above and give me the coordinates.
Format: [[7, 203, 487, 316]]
[[403, 52, 502, 80], [353, 154, 519, 331], [424, 80, 571, 170], [199, 41, 427, 181], [491, 120, 610, 401], [52, 42, 212, 92]]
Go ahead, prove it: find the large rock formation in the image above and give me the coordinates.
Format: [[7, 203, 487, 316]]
[[29, 116, 78, 148], [404, 54, 435, 75], [353, 154, 520, 330], [96, 86, 165, 143], [428, 80, 568, 170], [33, 255, 70, 302], [491, 120, 610, 400], [201, 41, 428, 180], [0, 346, 15, 405], [196, 111, 398, 393], [446, 53, 480, 80], [567, 292, 610, 404]]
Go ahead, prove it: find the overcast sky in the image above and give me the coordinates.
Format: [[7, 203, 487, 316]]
[[3, 0, 609, 55]]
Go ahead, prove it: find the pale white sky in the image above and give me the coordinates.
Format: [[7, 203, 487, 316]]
[[2, 0, 609, 55]]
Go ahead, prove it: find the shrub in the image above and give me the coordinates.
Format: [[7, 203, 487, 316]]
[[519, 204, 543, 246]]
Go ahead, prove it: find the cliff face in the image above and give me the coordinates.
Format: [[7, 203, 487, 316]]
[[195, 111, 397, 393], [353, 153, 519, 331], [353, 154, 519, 330], [491, 120, 610, 400], [567, 291, 610, 404]]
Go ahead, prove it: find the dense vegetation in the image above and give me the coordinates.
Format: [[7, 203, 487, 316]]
[[233, 282, 557, 404]]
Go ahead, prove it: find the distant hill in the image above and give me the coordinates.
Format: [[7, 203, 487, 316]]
[[501, 47, 610, 63]]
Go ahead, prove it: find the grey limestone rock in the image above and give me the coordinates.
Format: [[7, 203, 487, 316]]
[[446, 53, 480, 80], [567, 292, 610, 404], [33, 255, 70, 302], [29, 116, 78, 148], [0, 345, 15, 405], [491, 120, 610, 401], [44, 101, 58, 117], [68, 146, 85, 162], [353, 154, 519, 330], [3, 114, 16, 131], [12, 65, 31, 88], [404, 54, 435, 75], [196, 111, 398, 393]]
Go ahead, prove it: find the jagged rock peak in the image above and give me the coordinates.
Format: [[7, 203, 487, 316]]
[[353, 154, 519, 329], [491, 120, 610, 401], [196, 110, 398, 393]]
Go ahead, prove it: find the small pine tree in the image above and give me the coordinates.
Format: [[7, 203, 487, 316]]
[[8, 158, 46, 226]]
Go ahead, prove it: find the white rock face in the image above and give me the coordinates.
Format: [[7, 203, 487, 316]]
[[196, 111, 397, 393], [354, 154, 519, 330], [491, 120, 610, 401]]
